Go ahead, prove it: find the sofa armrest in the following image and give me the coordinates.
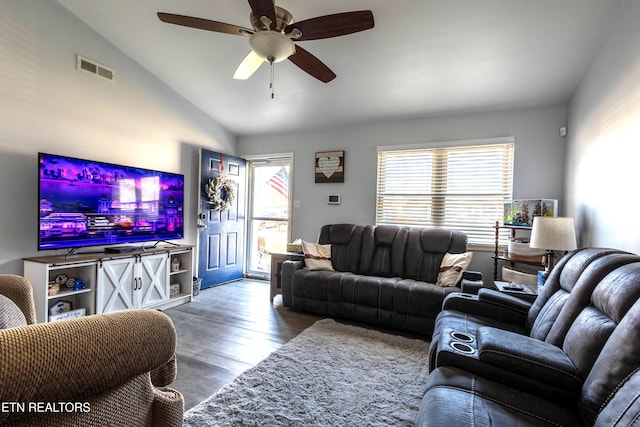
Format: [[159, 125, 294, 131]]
[[0, 310, 177, 404], [477, 288, 532, 314], [477, 326, 583, 393], [150, 353, 178, 387], [460, 270, 484, 294], [0, 274, 37, 325], [281, 259, 304, 307], [441, 289, 530, 326]]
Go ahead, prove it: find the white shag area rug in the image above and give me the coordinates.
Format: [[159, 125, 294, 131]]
[[184, 318, 430, 426]]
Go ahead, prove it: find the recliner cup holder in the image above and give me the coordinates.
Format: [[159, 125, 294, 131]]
[[450, 341, 475, 354], [450, 331, 474, 343]]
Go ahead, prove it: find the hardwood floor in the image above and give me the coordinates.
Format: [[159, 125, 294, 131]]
[[163, 279, 324, 410]]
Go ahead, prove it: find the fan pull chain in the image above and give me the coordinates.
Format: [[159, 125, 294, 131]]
[[270, 61, 275, 99]]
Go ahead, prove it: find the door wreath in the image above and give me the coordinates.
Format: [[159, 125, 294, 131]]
[[205, 175, 236, 211]]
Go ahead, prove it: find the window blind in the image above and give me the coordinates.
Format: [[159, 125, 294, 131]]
[[376, 141, 514, 247]]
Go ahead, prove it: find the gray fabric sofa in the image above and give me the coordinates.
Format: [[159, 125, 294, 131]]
[[281, 224, 483, 335], [419, 247, 640, 426]]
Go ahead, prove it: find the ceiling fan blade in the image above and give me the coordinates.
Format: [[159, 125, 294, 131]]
[[285, 10, 374, 41], [157, 12, 252, 36], [247, 0, 276, 29], [233, 51, 264, 80], [288, 46, 336, 83]]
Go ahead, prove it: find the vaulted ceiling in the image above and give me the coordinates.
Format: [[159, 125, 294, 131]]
[[57, 0, 623, 136]]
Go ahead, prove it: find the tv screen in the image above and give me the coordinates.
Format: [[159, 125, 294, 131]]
[[38, 152, 184, 251]]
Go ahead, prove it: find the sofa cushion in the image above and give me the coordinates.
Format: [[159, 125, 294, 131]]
[[0, 294, 27, 329], [437, 252, 473, 286], [564, 263, 640, 425], [302, 241, 334, 271], [359, 225, 408, 277], [594, 368, 640, 426], [318, 224, 364, 272], [526, 248, 627, 338], [392, 279, 460, 333], [404, 228, 468, 282], [416, 367, 583, 427]]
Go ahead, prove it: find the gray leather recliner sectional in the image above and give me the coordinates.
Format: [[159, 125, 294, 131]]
[[421, 247, 640, 426], [281, 223, 483, 335]]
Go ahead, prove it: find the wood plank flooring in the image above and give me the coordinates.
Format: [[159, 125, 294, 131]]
[[163, 279, 324, 410]]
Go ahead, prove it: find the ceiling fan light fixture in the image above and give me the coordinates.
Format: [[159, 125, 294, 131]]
[[249, 31, 295, 63]]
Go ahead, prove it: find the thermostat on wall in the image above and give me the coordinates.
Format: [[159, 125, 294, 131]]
[[328, 194, 341, 205]]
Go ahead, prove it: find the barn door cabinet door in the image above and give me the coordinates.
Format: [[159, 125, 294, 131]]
[[96, 253, 169, 313]]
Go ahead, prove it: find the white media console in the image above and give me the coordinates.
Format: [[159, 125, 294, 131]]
[[23, 245, 193, 323]]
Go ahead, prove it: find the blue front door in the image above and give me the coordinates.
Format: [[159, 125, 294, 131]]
[[198, 150, 246, 288]]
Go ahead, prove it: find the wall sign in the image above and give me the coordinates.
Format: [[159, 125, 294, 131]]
[[315, 150, 345, 183]]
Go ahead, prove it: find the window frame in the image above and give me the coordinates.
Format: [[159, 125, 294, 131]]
[[376, 137, 515, 248]]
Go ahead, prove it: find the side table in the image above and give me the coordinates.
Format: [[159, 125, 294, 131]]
[[493, 280, 538, 303], [270, 250, 304, 303]]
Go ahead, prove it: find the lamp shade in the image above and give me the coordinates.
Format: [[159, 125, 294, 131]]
[[529, 217, 577, 251]]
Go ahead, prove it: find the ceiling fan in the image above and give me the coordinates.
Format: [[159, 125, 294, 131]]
[[157, 0, 374, 85]]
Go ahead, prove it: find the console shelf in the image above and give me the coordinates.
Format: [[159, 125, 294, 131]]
[[24, 245, 193, 323], [492, 221, 544, 280], [48, 288, 93, 299]]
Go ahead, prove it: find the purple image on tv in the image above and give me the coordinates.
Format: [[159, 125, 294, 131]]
[[38, 153, 185, 250]]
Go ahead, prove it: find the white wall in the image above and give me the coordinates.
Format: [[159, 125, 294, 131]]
[[0, 0, 236, 274], [239, 104, 568, 281], [567, 0, 640, 254]]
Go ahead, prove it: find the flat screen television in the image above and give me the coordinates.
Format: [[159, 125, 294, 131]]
[[38, 152, 184, 251]]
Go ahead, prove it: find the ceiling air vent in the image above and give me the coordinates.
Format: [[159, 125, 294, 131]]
[[76, 55, 115, 83]]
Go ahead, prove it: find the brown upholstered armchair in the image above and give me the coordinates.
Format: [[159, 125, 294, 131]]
[[0, 274, 184, 426]]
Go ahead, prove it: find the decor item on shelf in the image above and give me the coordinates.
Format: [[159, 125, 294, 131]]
[[315, 150, 345, 183], [49, 307, 86, 322], [205, 175, 236, 211], [529, 216, 577, 280], [48, 283, 60, 296], [49, 300, 72, 315], [171, 257, 182, 272], [502, 266, 538, 286], [507, 238, 545, 263], [503, 199, 558, 226], [73, 278, 86, 291], [54, 274, 68, 285], [170, 283, 180, 297]]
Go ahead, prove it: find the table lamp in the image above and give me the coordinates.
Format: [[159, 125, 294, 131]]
[[529, 216, 577, 279]]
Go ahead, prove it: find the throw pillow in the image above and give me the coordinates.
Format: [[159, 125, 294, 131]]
[[437, 252, 473, 287], [302, 241, 334, 271], [0, 294, 27, 329]]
